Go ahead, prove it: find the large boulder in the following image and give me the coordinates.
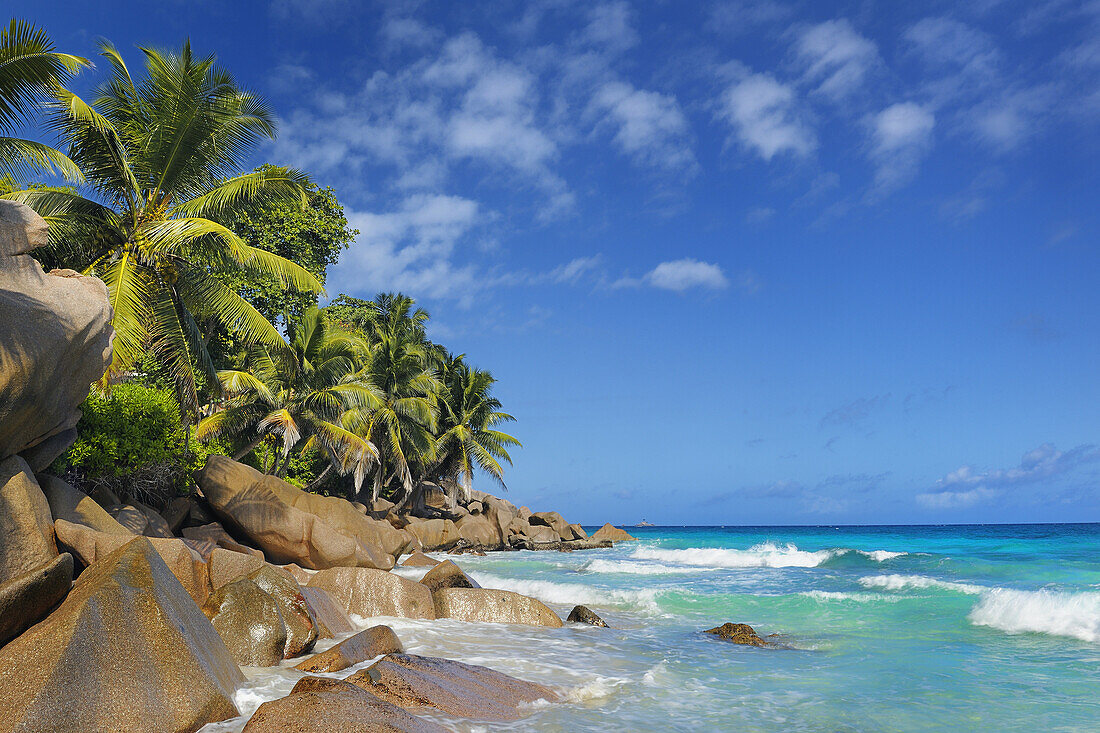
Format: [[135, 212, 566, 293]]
[[346, 654, 558, 722], [400, 550, 439, 568], [518, 523, 559, 544], [202, 578, 288, 666], [0, 538, 242, 732], [703, 622, 773, 647], [591, 522, 637, 542], [306, 567, 435, 620], [37, 473, 131, 535], [247, 564, 317, 658], [0, 456, 58, 583], [109, 502, 173, 538], [196, 455, 392, 570], [418, 560, 479, 593], [432, 588, 562, 627], [183, 521, 264, 557], [0, 200, 113, 471], [207, 547, 266, 590], [529, 511, 574, 541], [0, 552, 72, 646], [243, 676, 447, 733], [300, 586, 355, 638], [294, 625, 403, 673], [403, 517, 460, 551], [54, 519, 211, 605], [454, 513, 500, 547]]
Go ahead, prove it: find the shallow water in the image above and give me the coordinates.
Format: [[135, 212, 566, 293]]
[[201, 524, 1100, 732]]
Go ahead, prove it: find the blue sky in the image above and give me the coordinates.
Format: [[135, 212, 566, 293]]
[[27, 0, 1100, 524]]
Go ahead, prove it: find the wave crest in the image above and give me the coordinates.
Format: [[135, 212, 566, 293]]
[[859, 574, 984, 595], [969, 588, 1100, 643], [630, 542, 837, 568]]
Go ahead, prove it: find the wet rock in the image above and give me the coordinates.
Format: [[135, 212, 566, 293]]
[[346, 653, 558, 722], [202, 578, 287, 666], [0, 552, 72, 646], [0, 200, 113, 471], [401, 550, 439, 568], [567, 605, 609, 627], [243, 676, 447, 733], [294, 625, 404, 673], [196, 455, 393, 570], [247, 564, 317, 658], [419, 559, 480, 593], [301, 586, 355, 638], [0, 457, 58, 583], [0, 537, 242, 732], [306, 566, 435, 620], [36, 473, 131, 535], [432, 588, 562, 627], [207, 546, 266, 590], [591, 523, 637, 542], [703, 622, 771, 647]]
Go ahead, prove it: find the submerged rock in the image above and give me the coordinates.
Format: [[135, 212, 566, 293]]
[[591, 523, 637, 542], [306, 566, 435, 620], [346, 653, 558, 722], [243, 676, 447, 733], [0, 552, 72, 646], [567, 604, 609, 627], [432, 587, 562, 627], [0, 537, 242, 732], [703, 622, 772, 647], [203, 578, 287, 667], [294, 625, 404, 673], [418, 559, 480, 593]]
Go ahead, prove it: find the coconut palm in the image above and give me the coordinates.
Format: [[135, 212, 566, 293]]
[[432, 355, 521, 501], [195, 306, 377, 488], [0, 19, 88, 182], [4, 41, 320, 418]]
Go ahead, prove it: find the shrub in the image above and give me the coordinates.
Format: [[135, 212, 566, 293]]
[[52, 384, 225, 506]]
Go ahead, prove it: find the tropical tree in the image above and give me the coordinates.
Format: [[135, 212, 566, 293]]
[[4, 41, 321, 419], [195, 306, 377, 489], [431, 354, 521, 501], [0, 19, 88, 182]]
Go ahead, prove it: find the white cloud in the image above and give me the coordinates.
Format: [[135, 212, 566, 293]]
[[708, 1, 792, 35], [868, 102, 935, 191], [918, 443, 1100, 509], [331, 194, 483, 304], [645, 259, 729, 291], [581, 1, 638, 53], [548, 255, 603, 284], [590, 81, 696, 172], [719, 71, 816, 160], [380, 16, 442, 50], [795, 19, 880, 101]]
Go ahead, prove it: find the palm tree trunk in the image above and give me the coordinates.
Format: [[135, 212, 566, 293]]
[[233, 435, 265, 460], [305, 464, 333, 492]]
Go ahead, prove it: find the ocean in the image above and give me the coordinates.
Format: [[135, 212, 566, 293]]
[[202, 524, 1100, 732]]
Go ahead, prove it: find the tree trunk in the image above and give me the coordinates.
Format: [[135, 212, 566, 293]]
[[305, 464, 333, 492], [232, 435, 265, 461]]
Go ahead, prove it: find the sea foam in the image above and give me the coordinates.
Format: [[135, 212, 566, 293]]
[[630, 542, 837, 568], [579, 558, 706, 575], [469, 571, 662, 612], [969, 588, 1100, 643], [858, 574, 984, 595]]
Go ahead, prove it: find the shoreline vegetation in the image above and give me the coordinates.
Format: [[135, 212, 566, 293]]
[[0, 20, 683, 731]]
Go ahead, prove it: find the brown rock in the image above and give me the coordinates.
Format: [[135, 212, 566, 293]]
[[202, 578, 288, 667], [529, 511, 574, 540], [703, 622, 771, 647], [208, 547, 266, 589], [54, 519, 211, 605], [346, 653, 558, 722], [0, 200, 113, 471], [37, 473, 131, 535], [419, 560, 480, 593], [400, 550, 439, 568], [567, 523, 589, 540], [0, 552, 72, 646], [307, 567, 435, 620], [301, 586, 355, 638], [184, 521, 264, 557], [432, 588, 562, 627], [109, 503, 172, 537], [196, 455, 392, 570], [0, 457, 58, 583], [454, 513, 500, 547], [520, 523, 559, 544], [243, 676, 447, 733], [0, 537, 242, 732], [591, 522, 637, 542], [466, 500, 483, 515], [294, 625, 404, 673], [248, 564, 318, 658], [162, 496, 192, 533], [404, 517, 460, 551], [567, 604, 609, 627]]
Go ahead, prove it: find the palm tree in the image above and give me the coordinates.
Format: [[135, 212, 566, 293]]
[[0, 19, 88, 182], [4, 41, 320, 419], [432, 355, 521, 501], [195, 306, 377, 489]]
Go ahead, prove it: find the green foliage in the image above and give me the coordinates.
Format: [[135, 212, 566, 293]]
[[53, 384, 225, 502], [223, 169, 357, 324]]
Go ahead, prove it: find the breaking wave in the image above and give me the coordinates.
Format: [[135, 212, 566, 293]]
[[969, 588, 1100, 643], [470, 572, 663, 613], [629, 543, 904, 569], [859, 574, 984, 595]]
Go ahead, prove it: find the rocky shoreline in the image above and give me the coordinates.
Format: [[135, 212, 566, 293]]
[[0, 199, 641, 731]]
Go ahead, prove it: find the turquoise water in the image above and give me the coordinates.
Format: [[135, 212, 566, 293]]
[[206, 524, 1100, 732]]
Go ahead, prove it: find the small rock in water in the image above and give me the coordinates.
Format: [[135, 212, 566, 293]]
[[703, 622, 772, 647], [567, 605, 609, 627]]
